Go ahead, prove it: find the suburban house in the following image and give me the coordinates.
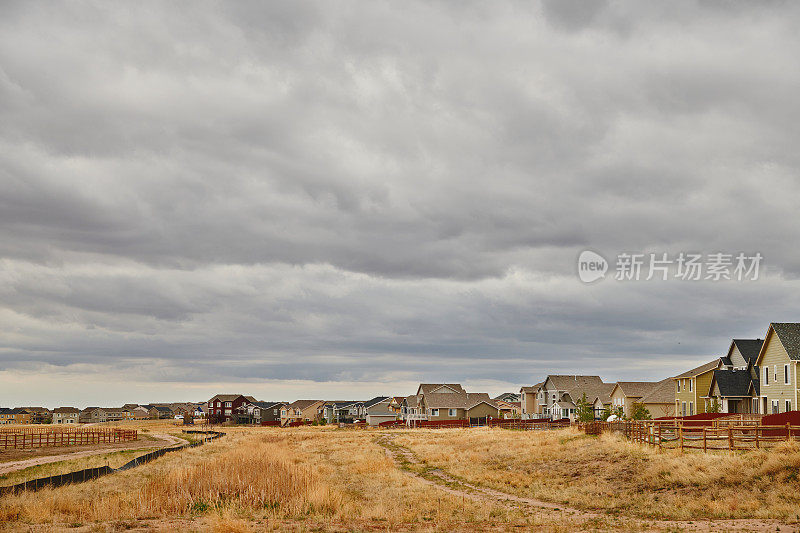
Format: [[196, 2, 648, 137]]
[[705, 338, 763, 414], [609, 382, 658, 418], [207, 394, 257, 423], [0, 408, 18, 425], [52, 407, 80, 424], [638, 377, 677, 418], [673, 360, 721, 416], [537, 375, 609, 420], [127, 406, 151, 419], [80, 407, 131, 423], [495, 399, 520, 418], [753, 323, 800, 415], [493, 392, 520, 402], [234, 401, 285, 425], [281, 399, 325, 425], [323, 401, 364, 424], [400, 395, 423, 422], [519, 382, 543, 419], [16, 407, 51, 424], [418, 392, 500, 424], [363, 396, 396, 426], [387, 396, 405, 414]]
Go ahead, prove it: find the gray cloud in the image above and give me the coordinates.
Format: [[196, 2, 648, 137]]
[[1, 1, 800, 405]]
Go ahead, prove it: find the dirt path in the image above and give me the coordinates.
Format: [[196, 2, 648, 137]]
[[0, 432, 185, 476], [376, 432, 798, 532]]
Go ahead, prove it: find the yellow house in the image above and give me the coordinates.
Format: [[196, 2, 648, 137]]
[[754, 323, 800, 415], [673, 360, 720, 416]]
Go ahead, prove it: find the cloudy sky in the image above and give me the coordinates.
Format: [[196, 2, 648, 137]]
[[2, 1, 800, 407]]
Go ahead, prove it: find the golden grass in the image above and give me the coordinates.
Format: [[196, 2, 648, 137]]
[[395, 427, 800, 520], [2, 426, 797, 531]]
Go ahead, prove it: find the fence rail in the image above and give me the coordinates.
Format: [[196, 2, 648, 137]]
[[0, 428, 137, 449], [594, 420, 800, 452]]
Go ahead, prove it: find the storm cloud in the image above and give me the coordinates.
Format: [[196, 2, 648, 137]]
[[2, 1, 800, 405]]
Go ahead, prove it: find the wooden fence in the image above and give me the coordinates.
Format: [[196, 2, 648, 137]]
[[0, 427, 137, 449], [602, 420, 800, 452]]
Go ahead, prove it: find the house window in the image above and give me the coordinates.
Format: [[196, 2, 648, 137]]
[[225, 402, 232, 407], [681, 402, 686, 416], [677, 382, 680, 393], [689, 402, 694, 416], [430, 409, 439, 416], [688, 380, 692, 392], [786, 400, 792, 413], [774, 365, 778, 382], [772, 400, 779, 414], [764, 367, 769, 385], [785, 364, 790, 384], [448, 408, 457, 416]]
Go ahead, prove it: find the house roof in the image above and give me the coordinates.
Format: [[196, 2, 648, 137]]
[[710, 369, 758, 398], [287, 399, 323, 410], [639, 377, 676, 404], [565, 382, 615, 406], [208, 394, 256, 403], [53, 407, 80, 414], [545, 375, 604, 390], [732, 339, 764, 366], [556, 401, 575, 409], [493, 392, 519, 400], [364, 396, 390, 408], [417, 383, 466, 395], [520, 382, 544, 393], [769, 323, 800, 361], [404, 395, 421, 407], [673, 359, 720, 379], [252, 401, 284, 409], [152, 405, 173, 413], [613, 381, 658, 399], [423, 392, 497, 410]]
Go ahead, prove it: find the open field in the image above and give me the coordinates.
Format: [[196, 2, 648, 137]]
[[0, 425, 798, 532]]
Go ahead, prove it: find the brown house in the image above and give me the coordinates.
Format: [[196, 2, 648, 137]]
[[280, 400, 325, 425], [52, 407, 80, 424], [419, 392, 500, 424], [207, 394, 256, 423]]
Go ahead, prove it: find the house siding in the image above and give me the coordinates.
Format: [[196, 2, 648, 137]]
[[758, 331, 797, 413]]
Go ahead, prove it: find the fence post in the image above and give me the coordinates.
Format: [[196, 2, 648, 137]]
[[787, 423, 791, 442], [728, 427, 733, 451], [755, 427, 759, 449], [679, 425, 684, 453], [703, 427, 707, 452]]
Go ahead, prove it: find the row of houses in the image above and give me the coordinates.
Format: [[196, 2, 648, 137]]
[[0, 403, 207, 425], [207, 387, 522, 426], [520, 322, 800, 420]]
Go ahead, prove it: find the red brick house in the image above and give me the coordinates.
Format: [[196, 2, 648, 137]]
[[207, 394, 256, 423]]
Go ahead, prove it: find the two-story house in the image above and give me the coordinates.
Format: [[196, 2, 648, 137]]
[[207, 394, 256, 423], [754, 323, 800, 415], [52, 407, 80, 424], [673, 359, 721, 416], [519, 382, 543, 419], [538, 375, 606, 420], [706, 338, 763, 414], [281, 399, 325, 425]]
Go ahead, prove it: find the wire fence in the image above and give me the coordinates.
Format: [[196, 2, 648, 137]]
[[0, 427, 137, 449], [0, 430, 224, 496]]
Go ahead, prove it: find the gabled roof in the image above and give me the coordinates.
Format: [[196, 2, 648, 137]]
[[612, 381, 658, 399], [544, 375, 604, 390], [673, 359, 720, 379], [287, 399, 323, 410], [767, 323, 800, 361], [731, 339, 764, 366], [53, 407, 80, 414], [364, 396, 390, 408], [252, 401, 284, 409], [639, 377, 676, 404], [423, 392, 497, 410], [404, 395, 421, 407], [709, 369, 758, 398], [208, 394, 255, 403], [520, 381, 544, 393], [416, 383, 465, 395]]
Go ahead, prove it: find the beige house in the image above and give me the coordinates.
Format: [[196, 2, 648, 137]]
[[52, 407, 80, 424], [638, 377, 676, 418], [754, 323, 800, 415], [609, 382, 659, 418], [537, 375, 610, 420], [80, 407, 132, 423], [419, 392, 500, 423], [519, 382, 543, 419], [281, 400, 325, 425], [673, 360, 720, 416], [705, 338, 763, 414]]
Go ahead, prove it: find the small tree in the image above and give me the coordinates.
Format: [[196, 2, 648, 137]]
[[707, 398, 721, 414], [575, 393, 595, 422], [600, 405, 612, 421], [630, 402, 651, 420]]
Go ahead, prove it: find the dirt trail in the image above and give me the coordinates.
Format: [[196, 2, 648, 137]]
[[0, 432, 185, 475], [377, 432, 798, 532]]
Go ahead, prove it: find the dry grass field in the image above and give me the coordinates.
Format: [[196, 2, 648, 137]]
[[0, 424, 797, 532]]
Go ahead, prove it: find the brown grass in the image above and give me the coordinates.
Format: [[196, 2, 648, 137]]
[[395, 427, 800, 520]]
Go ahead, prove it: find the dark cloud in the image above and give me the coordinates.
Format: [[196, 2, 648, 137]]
[[1, 1, 800, 405]]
